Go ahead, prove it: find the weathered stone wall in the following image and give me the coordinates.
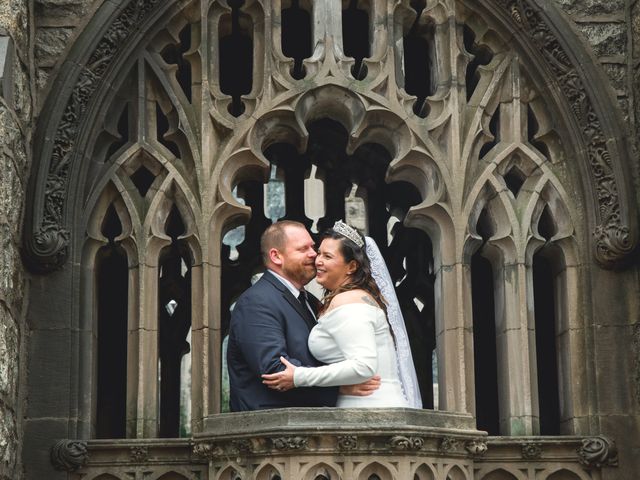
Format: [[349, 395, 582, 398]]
[[34, 0, 100, 105], [0, 0, 31, 478], [631, 0, 640, 203], [554, 0, 638, 178]]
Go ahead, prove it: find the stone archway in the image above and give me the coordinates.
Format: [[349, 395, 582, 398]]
[[22, 0, 639, 478]]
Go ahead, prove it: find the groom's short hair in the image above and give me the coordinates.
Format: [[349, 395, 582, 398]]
[[261, 220, 307, 265]]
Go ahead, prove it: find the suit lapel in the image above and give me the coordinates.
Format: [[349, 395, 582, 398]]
[[263, 272, 316, 331]]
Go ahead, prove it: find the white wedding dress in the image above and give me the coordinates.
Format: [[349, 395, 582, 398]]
[[293, 303, 409, 407]]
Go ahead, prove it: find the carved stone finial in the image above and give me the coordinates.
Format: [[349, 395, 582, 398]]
[[465, 440, 488, 456], [521, 442, 542, 459], [50, 440, 89, 472], [388, 435, 424, 451], [577, 437, 619, 469], [271, 436, 308, 451]]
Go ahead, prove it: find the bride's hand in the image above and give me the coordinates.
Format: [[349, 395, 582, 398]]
[[262, 356, 296, 391]]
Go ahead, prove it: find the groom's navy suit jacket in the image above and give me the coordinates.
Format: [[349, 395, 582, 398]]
[[227, 271, 338, 411]]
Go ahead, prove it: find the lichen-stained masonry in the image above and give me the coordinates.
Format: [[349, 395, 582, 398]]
[[7, 0, 640, 479]]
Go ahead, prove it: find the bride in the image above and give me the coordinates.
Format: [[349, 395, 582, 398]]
[[262, 221, 422, 408]]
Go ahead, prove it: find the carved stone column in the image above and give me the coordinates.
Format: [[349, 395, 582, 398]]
[[130, 248, 162, 437]]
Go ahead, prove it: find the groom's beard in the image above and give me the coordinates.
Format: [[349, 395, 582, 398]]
[[283, 261, 316, 287]]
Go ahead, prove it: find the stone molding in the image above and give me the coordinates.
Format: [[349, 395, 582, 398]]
[[56, 425, 616, 479], [192, 432, 484, 458], [50, 439, 89, 472]]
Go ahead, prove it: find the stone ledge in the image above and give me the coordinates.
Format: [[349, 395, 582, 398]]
[[199, 408, 480, 437]]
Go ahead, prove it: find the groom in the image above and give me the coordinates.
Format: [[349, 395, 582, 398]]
[[227, 220, 378, 411]]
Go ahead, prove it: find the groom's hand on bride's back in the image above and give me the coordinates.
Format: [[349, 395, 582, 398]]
[[339, 375, 381, 396]]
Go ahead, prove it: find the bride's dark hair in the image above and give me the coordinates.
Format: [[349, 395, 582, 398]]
[[319, 227, 387, 316]]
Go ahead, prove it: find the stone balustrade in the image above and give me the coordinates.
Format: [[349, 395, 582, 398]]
[[57, 409, 617, 480]]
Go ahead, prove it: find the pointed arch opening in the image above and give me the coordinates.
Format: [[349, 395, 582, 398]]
[[471, 207, 500, 435], [158, 204, 194, 438], [95, 203, 129, 439]]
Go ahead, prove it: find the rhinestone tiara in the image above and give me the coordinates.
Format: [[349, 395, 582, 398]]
[[332, 220, 364, 248]]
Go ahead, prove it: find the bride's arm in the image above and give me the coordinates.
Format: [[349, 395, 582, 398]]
[[293, 304, 379, 387]]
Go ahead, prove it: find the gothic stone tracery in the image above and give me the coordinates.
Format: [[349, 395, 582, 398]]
[[25, 0, 634, 459], [24, 0, 638, 273]]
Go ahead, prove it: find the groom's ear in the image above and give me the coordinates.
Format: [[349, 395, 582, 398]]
[[269, 248, 283, 266]]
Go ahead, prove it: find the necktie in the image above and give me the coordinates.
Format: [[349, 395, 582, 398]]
[[297, 289, 307, 304], [297, 290, 316, 323]]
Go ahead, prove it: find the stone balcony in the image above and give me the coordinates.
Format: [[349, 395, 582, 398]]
[[55, 409, 618, 480]]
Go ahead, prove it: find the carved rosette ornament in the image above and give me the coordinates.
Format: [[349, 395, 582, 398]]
[[388, 435, 424, 451], [25, 0, 160, 272], [230, 439, 254, 454], [492, 0, 637, 267], [271, 436, 308, 451], [577, 437, 619, 469], [521, 442, 542, 459], [130, 446, 148, 462], [465, 440, 488, 457], [337, 435, 358, 451], [50, 440, 89, 472], [439, 437, 460, 453], [193, 442, 223, 459]]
